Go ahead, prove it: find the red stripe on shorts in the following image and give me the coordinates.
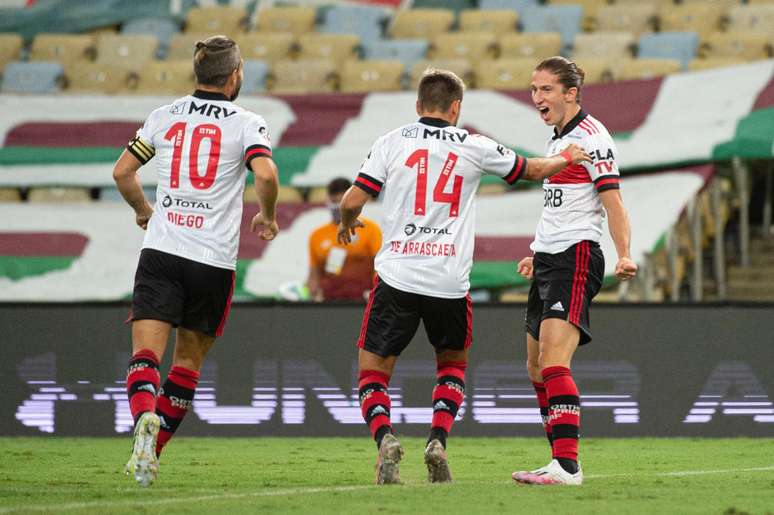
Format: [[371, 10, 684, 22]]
[[356, 275, 379, 348], [464, 293, 473, 348], [569, 243, 590, 325], [215, 271, 236, 337]]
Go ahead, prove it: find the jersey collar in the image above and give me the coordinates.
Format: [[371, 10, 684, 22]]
[[552, 109, 587, 140], [193, 89, 230, 101], [418, 117, 450, 128]]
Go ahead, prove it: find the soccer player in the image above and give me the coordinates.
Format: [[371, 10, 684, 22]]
[[112, 35, 280, 487], [511, 57, 638, 486], [337, 69, 592, 485]]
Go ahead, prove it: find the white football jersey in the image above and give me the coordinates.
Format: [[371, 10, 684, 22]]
[[127, 90, 272, 270], [355, 117, 528, 298], [531, 111, 621, 254]]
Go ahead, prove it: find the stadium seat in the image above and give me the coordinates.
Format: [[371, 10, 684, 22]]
[[688, 58, 742, 72], [101, 186, 156, 203], [549, 0, 608, 32], [131, 60, 195, 95], [410, 59, 473, 88], [255, 6, 317, 36], [245, 185, 303, 204], [185, 5, 248, 35], [95, 34, 158, 71], [321, 4, 388, 43], [701, 33, 771, 61], [238, 33, 297, 63], [167, 33, 210, 61], [615, 58, 682, 81], [389, 9, 455, 40], [0, 188, 22, 202], [573, 58, 613, 85], [499, 32, 562, 60], [659, 4, 725, 39], [122, 17, 180, 57], [241, 60, 269, 94], [614, 0, 674, 7], [268, 59, 337, 94], [1, 62, 64, 94], [519, 5, 584, 49], [458, 9, 518, 36], [362, 39, 429, 68], [0, 33, 23, 73], [298, 33, 360, 65], [64, 63, 130, 94], [638, 32, 699, 69], [572, 32, 635, 60], [430, 32, 498, 62], [475, 58, 535, 90], [413, 0, 475, 12], [595, 5, 657, 36], [727, 5, 774, 35], [479, 0, 539, 12], [340, 60, 404, 93], [28, 187, 91, 203], [29, 34, 95, 67]]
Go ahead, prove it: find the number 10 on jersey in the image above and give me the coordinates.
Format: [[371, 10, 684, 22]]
[[405, 149, 462, 217], [164, 122, 222, 190]]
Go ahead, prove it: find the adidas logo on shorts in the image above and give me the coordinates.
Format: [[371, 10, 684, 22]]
[[550, 301, 564, 312]]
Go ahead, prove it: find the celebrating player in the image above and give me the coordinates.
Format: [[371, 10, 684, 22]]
[[512, 57, 638, 486], [112, 35, 280, 487], [337, 69, 592, 485]]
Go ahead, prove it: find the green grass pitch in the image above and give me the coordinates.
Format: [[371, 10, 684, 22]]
[[1, 437, 773, 514]]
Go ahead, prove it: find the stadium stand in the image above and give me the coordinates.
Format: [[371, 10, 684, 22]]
[[94, 34, 158, 71], [255, 6, 317, 35], [27, 187, 91, 203], [519, 4, 584, 50], [0, 33, 23, 73], [701, 33, 771, 61], [479, 0, 538, 12], [0, 188, 22, 202], [659, 3, 725, 39], [267, 59, 337, 94], [238, 33, 297, 63], [475, 58, 536, 90], [241, 60, 270, 94], [499, 32, 562, 60], [340, 59, 404, 93], [185, 5, 247, 35], [572, 32, 635, 60], [362, 39, 429, 68], [594, 4, 657, 36], [63, 63, 130, 93], [410, 58, 473, 87], [458, 9, 518, 35], [615, 58, 682, 80], [298, 33, 361, 65], [1, 62, 63, 94], [688, 58, 743, 72], [637, 32, 700, 69], [549, 0, 608, 32], [727, 4, 774, 34], [429, 32, 498, 62], [28, 34, 94, 67], [130, 60, 195, 95], [320, 4, 387, 43], [389, 8, 455, 39], [121, 17, 180, 57]]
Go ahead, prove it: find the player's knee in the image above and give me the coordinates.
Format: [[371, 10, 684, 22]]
[[526, 358, 542, 382]]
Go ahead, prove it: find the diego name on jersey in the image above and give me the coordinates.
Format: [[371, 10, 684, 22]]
[[531, 110, 620, 255]]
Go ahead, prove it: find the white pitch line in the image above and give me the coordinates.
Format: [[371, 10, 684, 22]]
[[2, 466, 774, 514]]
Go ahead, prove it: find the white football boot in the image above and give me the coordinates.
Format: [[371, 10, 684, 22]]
[[124, 412, 161, 487], [512, 459, 583, 485]]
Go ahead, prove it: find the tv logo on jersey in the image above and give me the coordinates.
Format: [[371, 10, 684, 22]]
[[544, 188, 563, 208], [404, 223, 451, 236]]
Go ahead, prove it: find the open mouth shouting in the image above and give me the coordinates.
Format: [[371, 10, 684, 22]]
[[537, 105, 551, 123]]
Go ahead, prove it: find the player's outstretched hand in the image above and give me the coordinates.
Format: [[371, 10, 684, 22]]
[[337, 219, 364, 245], [251, 212, 279, 241], [517, 256, 534, 280], [615, 257, 638, 281], [562, 143, 592, 165], [135, 203, 153, 231]]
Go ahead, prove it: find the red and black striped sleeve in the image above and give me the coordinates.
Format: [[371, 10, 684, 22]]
[[245, 144, 272, 169], [354, 173, 383, 198], [594, 175, 620, 193], [503, 154, 528, 185], [127, 136, 155, 165]]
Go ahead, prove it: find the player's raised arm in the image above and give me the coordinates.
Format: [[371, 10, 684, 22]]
[[249, 156, 280, 241], [113, 149, 153, 230], [522, 143, 591, 181]]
